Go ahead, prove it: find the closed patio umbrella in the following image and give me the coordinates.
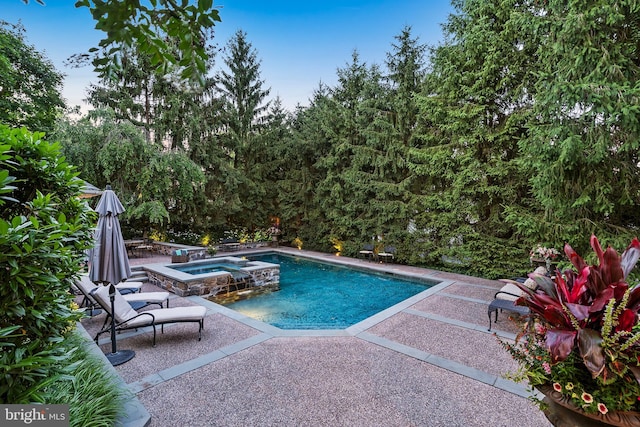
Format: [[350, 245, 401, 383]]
[[89, 185, 134, 365], [89, 185, 131, 286]]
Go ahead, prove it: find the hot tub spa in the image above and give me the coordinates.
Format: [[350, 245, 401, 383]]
[[143, 256, 280, 301]]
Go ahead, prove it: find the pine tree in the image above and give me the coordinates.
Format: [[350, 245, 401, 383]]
[[216, 30, 272, 229], [512, 0, 640, 252], [408, 0, 539, 277], [314, 51, 386, 249]]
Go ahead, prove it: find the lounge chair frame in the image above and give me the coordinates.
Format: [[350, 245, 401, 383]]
[[92, 285, 205, 347]]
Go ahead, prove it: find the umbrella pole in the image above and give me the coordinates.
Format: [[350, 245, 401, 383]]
[[105, 283, 135, 366]]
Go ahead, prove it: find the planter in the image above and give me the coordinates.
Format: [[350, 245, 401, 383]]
[[530, 258, 557, 271], [538, 384, 640, 427]]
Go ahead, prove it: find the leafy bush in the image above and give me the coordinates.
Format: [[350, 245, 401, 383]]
[[44, 332, 130, 427], [0, 125, 95, 402]]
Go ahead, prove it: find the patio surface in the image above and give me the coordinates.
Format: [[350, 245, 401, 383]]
[[79, 247, 552, 427]]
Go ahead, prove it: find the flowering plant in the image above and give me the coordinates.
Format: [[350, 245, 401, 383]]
[[267, 226, 281, 236], [530, 245, 561, 261], [500, 235, 640, 415]]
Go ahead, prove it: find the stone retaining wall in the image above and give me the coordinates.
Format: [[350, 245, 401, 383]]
[[145, 257, 280, 298], [147, 271, 231, 297]]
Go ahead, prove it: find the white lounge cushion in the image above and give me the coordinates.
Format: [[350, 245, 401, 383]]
[[93, 284, 205, 326], [495, 282, 523, 301], [496, 270, 545, 301], [523, 278, 537, 290], [122, 306, 207, 328], [78, 274, 142, 292], [115, 281, 143, 292], [93, 284, 138, 323]]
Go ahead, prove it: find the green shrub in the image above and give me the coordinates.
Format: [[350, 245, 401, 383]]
[[44, 332, 130, 427], [0, 125, 95, 402]]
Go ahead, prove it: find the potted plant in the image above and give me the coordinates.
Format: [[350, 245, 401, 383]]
[[500, 235, 640, 426], [207, 245, 217, 257], [268, 225, 281, 246], [530, 244, 561, 270]]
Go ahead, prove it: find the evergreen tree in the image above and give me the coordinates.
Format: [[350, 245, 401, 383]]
[[409, 0, 539, 277], [509, 0, 640, 253], [314, 51, 386, 251], [86, 40, 219, 149], [363, 26, 426, 256], [216, 30, 272, 229], [54, 109, 205, 235], [277, 85, 334, 249]]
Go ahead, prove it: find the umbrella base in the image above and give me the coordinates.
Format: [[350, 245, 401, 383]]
[[105, 350, 135, 366]]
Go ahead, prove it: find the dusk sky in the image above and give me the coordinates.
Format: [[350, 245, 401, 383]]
[[4, 0, 454, 112]]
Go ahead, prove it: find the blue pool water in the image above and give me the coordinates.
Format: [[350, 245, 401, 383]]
[[226, 253, 435, 330]]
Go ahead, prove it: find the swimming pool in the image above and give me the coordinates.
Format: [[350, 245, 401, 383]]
[[224, 253, 436, 330]]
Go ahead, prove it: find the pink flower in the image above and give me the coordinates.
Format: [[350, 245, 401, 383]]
[[534, 323, 547, 335], [582, 393, 593, 403], [553, 383, 562, 392], [598, 403, 608, 414], [542, 362, 551, 374]]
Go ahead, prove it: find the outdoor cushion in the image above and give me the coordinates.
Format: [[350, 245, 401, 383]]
[[120, 292, 170, 307], [495, 281, 523, 301], [78, 274, 142, 293], [495, 266, 549, 301], [122, 306, 207, 329], [93, 284, 207, 346], [76, 276, 166, 302], [94, 284, 138, 323]]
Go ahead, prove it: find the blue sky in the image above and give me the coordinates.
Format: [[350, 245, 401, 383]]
[[4, 0, 454, 112]]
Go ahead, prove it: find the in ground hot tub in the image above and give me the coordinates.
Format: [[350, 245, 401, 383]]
[[144, 256, 280, 300]]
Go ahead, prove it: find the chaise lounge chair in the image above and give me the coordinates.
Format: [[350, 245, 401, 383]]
[[92, 284, 207, 347], [359, 244, 375, 260], [377, 246, 396, 263], [487, 266, 547, 330], [74, 275, 170, 314]]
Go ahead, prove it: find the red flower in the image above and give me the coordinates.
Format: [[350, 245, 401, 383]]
[[582, 393, 593, 404], [553, 383, 562, 392], [598, 403, 608, 414]]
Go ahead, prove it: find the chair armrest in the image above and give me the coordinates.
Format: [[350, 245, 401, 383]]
[[494, 290, 522, 299], [118, 311, 155, 328]]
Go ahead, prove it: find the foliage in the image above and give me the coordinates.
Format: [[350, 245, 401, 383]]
[[407, 0, 540, 278], [0, 125, 95, 403], [0, 22, 65, 133], [508, 0, 640, 253], [84, 38, 220, 150], [74, 0, 221, 85], [164, 229, 203, 246], [216, 30, 274, 229], [500, 235, 640, 413], [12, 3, 639, 280], [43, 332, 130, 427], [54, 109, 205, 235]]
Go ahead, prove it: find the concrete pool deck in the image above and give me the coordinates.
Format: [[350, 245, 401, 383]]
[[79, 247, 552, 427]]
